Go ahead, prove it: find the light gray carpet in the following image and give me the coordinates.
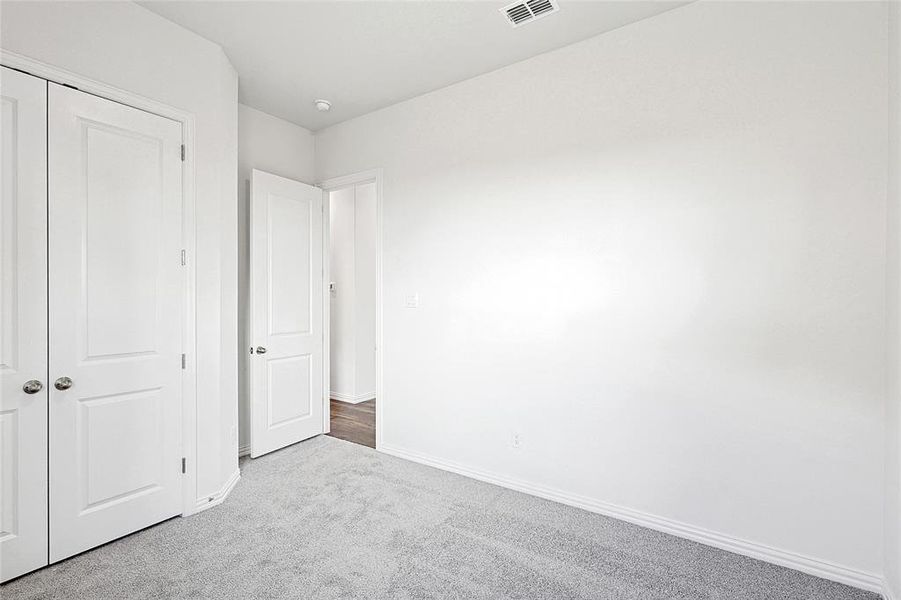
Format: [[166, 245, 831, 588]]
[[2, 435, 879, 600]]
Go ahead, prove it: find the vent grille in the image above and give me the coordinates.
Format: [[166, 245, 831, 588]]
[[502, 0, 560, 27], [528, 0, 555, 16]]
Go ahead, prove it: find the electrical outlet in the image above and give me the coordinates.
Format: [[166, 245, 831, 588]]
[[511, 432, 522, 449]]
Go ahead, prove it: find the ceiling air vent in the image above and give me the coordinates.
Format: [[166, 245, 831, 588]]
[[501, 0, 560, 28]]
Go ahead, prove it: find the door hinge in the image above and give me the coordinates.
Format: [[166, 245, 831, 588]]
[[181, 457, 186, 474], [181, 353, 186, 369], [181, 144, 185, 161], [181, 249, 186, 266]]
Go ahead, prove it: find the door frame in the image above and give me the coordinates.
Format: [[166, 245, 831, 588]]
[[0, 50, 200, 517], [319, 169, 384, 449]]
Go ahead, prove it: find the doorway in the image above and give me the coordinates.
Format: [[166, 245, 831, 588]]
[[322, 171, 382, 449]]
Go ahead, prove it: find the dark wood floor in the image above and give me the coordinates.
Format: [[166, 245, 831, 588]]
[[326, 398, 375, 448]]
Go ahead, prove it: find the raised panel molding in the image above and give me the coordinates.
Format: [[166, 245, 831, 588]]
[[267, 354, 312, 427], [0, 95, 18, 373], [0, 409, 19, 539], [81, 121, 161, 361], [267, 192, 312, 337], [77, 389, 164, 511]]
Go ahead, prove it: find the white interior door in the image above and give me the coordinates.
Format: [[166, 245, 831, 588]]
[[250, 169, 324, 457], [48, 83, 184, 562], [0, 66, 48, 583]]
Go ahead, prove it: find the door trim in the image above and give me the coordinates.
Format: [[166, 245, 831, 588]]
[[319, 169, 384, 449], [0, 50, 200, 517]]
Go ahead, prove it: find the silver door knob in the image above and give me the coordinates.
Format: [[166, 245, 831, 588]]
[[255, 346, 267, 354], [22, 380, 43, 394], [54, 376, 73, 391]]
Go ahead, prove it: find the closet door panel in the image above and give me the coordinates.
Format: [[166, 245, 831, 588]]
[[48, 83, 184, 562], [0, 66, 49, 583]]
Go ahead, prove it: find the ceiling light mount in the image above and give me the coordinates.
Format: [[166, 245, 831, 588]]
[[314, 99, 331, 112]]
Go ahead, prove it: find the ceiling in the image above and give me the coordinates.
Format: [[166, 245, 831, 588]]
[[140, 1, 688, 131]]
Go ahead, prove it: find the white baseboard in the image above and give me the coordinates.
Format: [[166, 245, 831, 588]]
[[885, 581, 899, 600], [192, 468, 240, 513], [379, 443, 883, 595], [330, 391, 375, 404], [238, 443, 251, 458]]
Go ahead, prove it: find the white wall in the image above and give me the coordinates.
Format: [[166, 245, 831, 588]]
[[354, 182, 377, 398], [237, 103, 315, 452], [330, 187, 357, 398], [329, 182, 377, 402], [0, 0, 240, 506], [886, 2, 901, 597], [316, 1, 887, 586]]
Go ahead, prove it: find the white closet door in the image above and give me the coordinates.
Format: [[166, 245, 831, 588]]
[[0, 66, 48, 583], [250, 169, 324, 457], [48, 83, 184, 562]]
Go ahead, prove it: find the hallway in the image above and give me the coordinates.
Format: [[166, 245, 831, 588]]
[[326, 399, 375, 448]]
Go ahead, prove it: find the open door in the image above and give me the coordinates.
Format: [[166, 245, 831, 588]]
[[249, 169, 324, 457]]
